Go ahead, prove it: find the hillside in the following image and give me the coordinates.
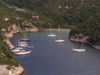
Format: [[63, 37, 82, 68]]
[[69, 15, 100, 49], [3, 0, 100, 29], [0, 0, 100, 74], [0, 0, 52, 74], [0, 0, 49, 65], [2, 0, 100, 49]]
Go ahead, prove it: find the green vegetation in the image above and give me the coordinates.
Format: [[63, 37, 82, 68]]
[[3, 0, 100, 45], [0, 0, 54, 29], [2, 0, 100, 29], [69, 16, 100, 45], [0, 0, 50, 66], [1, 0, 100, 66], [0, 30, 19, 66]]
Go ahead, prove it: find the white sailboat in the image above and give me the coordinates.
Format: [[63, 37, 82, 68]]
[[15, 50, 31, 55], [15, 48, 31, 55], [21, 27, 30, 42], [12, 40, 24, 52], [14, 39, 31, 55], [47, 24, 56, 37], [55, 25, 65, 42], [18, 39, 28, 47], [72, 36, 86, 52], [12, 47, 24, 53]]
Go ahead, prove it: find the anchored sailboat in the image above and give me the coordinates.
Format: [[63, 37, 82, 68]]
[[15, 46, 31, 55], [12, 47, 24, 53], [55, 25, 65, 42], [72, 36, 86, 52], [12, 40, 24, 52], [21, 27, 30, 42], [47, 24, 56, 37], [15, 49, 31, 55], [18, 39, 28, 48]]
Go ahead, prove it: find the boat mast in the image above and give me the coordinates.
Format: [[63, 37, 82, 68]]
[[82, 41, 83, 48], [16, 40, 17, 48], [77, 35, 78, 49], [50, 24, 51, 34], [58, 25, 60, 39], [23, 30, 25, 40], [18, 39, 19, 47], [25, 27, 27, 40]]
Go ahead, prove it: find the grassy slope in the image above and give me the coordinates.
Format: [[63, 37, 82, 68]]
[[0, 0, 51, 66], [2, 1, 100, 48], [2, 0, 100, 29], [0, 1, 19, 66]]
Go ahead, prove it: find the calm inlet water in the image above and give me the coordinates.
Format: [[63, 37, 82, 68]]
[[10, 30, 100, 75]]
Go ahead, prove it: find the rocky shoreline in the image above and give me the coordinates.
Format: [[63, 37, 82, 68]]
[[0, 65, 24, 75], [0, 25, 39, 75], [3, 24, 39, 49], [45, 29, 70, 31], [2, 27, 100, 75], [69, 34, 100, 50]]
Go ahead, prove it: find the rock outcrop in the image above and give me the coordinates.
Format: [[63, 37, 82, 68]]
[[4, 24, 22, 38], [0, 65, 24, 75], [1, 24, 38, 75], [26, 28, 38, 32], [0, 65, 8, 75], [3, 24, 38, 49], [69, 34, 100, 50], [4, 39, 14, 49], [69, 34, 89, 43], [4, 24, 38, 38]]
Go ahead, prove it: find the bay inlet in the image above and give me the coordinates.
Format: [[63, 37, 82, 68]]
[[10, 30, 100, 75]]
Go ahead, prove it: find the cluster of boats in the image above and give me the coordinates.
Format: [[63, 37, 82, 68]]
[[47, 24, 86, 52], [12, 28, 33, 55], [12, 25, 86, 55], [47, 24, 65, 43], [12, 39, 32, 55]]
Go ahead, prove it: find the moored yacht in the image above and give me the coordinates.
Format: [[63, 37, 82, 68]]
[[47, 24, 56, 37], [55, 39, 65, 43], [72, 36, 86, 52], [12, 47, 24, 52], [21, 27, 30, 42], [55, 25, 65, 43], [15, 50, 31, 55]]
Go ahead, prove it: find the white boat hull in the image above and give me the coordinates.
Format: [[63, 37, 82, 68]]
[[19, 41, 27, 44], [12, 47, 23, 52], [47, 34, 56, 37], [55, 40, 65, 42], [72, 48, 86, 52], [15, 50, 31, 55], [19, 43, 28, 47], [12, 50, 21, 52]]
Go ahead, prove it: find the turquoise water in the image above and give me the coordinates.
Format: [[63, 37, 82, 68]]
[[10, 30, 100, 75]]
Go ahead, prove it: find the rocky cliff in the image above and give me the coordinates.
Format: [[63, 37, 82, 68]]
[[0, 65, 24, 75], [69, 34, 100, 50], [0, 1, 41, 75], [2, 24, 38, 49], [1, 24, 38, 75]]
